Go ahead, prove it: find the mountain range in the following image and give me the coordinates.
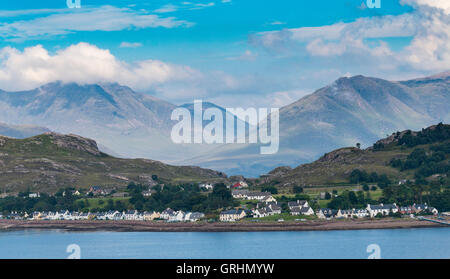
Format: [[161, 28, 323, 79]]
[[0, 72, 448, 177], [183, 72, 450, 176]]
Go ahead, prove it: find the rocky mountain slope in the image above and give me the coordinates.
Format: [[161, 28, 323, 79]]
[[0, 132, 227, 193], [261, 124, 450, 187]]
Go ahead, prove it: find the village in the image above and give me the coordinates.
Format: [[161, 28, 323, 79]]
[[0, 182, 441, 223]]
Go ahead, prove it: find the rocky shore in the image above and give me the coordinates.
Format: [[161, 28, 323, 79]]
[[0, 218, 444, 232]]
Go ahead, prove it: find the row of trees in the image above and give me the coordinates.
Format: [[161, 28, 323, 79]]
[[397, 123, 450, 148], [349, 169, 391, 188], [127, 183, 237, 213]]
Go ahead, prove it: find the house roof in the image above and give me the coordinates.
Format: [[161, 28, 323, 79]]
[[247, 192, 271, 197], [221, 209, 245, 215], [369, 204, 397, 210], [300, 206, 312, 213]]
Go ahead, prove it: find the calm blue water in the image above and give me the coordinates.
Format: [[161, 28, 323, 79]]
[[0, 228, 448, 259]]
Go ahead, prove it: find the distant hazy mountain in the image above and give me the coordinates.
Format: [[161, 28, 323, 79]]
[[0, 122, 50, 138], [180, 101, 253, 135], [184, 72, 450, 176], [0, 73, 448, 178], [0, 82, 218, 162]]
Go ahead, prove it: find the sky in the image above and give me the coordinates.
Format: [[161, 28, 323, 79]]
[[0, 0, 449, 108]]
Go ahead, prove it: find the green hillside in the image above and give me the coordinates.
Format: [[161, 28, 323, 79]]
[[262, 123, 450, 188], [0, 133, 227, 193]]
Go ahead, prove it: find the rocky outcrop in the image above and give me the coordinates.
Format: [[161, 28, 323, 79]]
[[46, 132, 101, 156], [317, 147, 364, 163]]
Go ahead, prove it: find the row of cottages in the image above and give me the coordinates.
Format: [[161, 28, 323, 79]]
[[231, 190, 276, 203], [316, 208, 338, 219], [33, 211, 93, 221], [94, 211, 160, 221], [252, 202, 282, 218], [398, 203, 438, 215], [366, 203, 398, 217], [288, 200, 314, 216], [336, 209, 369, 219], [160, 208, 205, 222], [219, 209, 246, 222]]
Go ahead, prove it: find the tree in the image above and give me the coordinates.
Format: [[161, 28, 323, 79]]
[[356, 143, 361, 149], [362, 184, 370, 191], [293, 186, 303, 194], [262, 186, 278, 194], [204, 183, 234, 210]]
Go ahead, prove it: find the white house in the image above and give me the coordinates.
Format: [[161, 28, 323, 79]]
[[246, 192, 273, 201], [184, 212, 204, 222], [28, 192, 40, 198], [199, 183, 214, 190], [123, 210, 139, 220], [288, 200, 309, 210], [219, 209, 246, 222], [316, 208, 338, 219], [337, 209, 369, 219], [231, 190, 249, 199], [366, 203, 398, 217], [105, 210, 122, 220], [253, 207, 269, 218], [160, 208, 175, 220], [168, 211, 185, 222]]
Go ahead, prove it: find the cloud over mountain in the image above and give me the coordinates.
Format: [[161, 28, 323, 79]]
[[0, 43, 200, 92]]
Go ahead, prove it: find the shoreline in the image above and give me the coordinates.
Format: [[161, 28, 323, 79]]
[[0, 218, 445, 232]]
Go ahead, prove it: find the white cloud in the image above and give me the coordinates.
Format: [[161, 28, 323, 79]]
[[0, 43, 265, 107], [154, 4, 179, 13], [0, 43, 200, 92], [227, 50, 258, 61], [401, 0, 450, 13], [119, 42, 143, 48], [250, 1, 450, 72], [188, 2, 215, 10], [269, 21, 286, 26], [0, 6, 193, 41], [154, 2, 216, 13]]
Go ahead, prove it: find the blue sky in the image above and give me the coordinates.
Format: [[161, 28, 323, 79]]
[[0, 0, 448, 107]]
